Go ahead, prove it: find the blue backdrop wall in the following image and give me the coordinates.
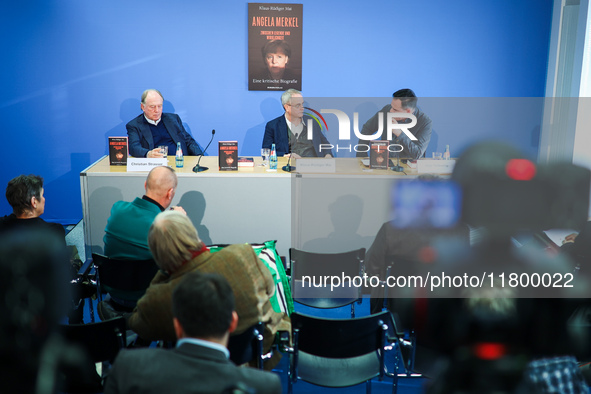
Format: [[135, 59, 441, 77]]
[[1, 0, 553, 224]]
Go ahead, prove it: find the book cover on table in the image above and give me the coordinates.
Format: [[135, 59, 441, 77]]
[[219, 141, 238, 171], [108, 137, 128, 165], [238, 157, 255, 167], [369, 140, 389, 170]]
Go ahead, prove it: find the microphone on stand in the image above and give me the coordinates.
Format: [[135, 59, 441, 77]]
[[282, 132, 297, 172], [193, 129, 215, 173], [391, 148, 404, 172]]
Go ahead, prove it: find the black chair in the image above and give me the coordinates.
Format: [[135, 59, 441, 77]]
[[60, 316, 127, 364], [59, 316, 127, 391], [227, 322, 264, 369], [92, 253, 158, 312], [383, 311, 422, 393], [69, 258, 97, 323], [283, 311, 391, 394], [377, 263, 422, 392], [289, 248, 365, 317]]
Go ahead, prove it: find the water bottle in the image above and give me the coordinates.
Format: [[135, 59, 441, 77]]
[[444, 144, 451, 160], [269, 143, 278, 170], [176, 142, 184, 168]]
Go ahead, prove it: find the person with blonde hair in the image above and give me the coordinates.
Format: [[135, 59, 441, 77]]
[[128, 211, 290, 368]]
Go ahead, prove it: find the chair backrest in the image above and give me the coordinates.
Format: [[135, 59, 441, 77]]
[[290, 248, 364, 280], [289, 248, 365, 310], [60, 316, 127, 363], [288, 311, 390, 391], [291, 311, 389, 359], [92, 253, 158, 300], [227, 322, 264, 368]]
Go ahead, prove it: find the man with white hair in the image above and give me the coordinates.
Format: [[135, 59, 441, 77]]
[[262, 88, 333, 158], [127, 89, 203, 158]]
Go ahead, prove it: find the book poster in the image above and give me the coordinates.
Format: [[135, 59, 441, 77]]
[[219, 141, 238, 171], [370, 140, 389, 170], [109, 137, 128, 165], [248, 3, 303, 91]]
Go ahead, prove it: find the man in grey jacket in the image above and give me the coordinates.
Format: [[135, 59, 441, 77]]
[[356, 88, 432, 160]]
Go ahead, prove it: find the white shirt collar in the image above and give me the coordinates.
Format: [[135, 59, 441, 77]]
[[176, 337, 230, 358], [144, 115, 161, 126], [285, 114, 304, 136]]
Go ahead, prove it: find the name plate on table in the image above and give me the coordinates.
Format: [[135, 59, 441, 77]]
[[417, 159, 456, 174], [296, 158, 336, 173], [127, 158, 168, 172]]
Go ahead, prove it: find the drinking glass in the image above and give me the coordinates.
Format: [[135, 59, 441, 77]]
[[261, 148, 270, 166], [159, 145, 168, 158], [432, 152, 442, 160]]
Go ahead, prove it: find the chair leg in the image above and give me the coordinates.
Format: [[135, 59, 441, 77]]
[[407, 331, 416, 374], [89, 298, 95, 323], [391, 371, 399, 394], [366, 379, 372, 394], [391, 341, 401, 394]]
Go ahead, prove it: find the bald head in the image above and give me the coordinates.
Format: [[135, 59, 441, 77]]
[[145, 166, 178, 209]]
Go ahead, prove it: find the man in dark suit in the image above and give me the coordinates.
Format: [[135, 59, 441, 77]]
[[127, 89, 203, 158], [104, 271, 282, 394], [262, 89, 333, 157]]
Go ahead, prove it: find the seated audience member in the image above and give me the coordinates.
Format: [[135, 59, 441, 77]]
[[128, 211, 290, 368], [0, 174, 65, 242], [355, 88, 432, 160], [101, 166, 185, 314], [103, 166, 185, 261], [126, 89, 203, 158], [366, 217, 470, 316], [105, 271, 282, 394], [262, 89, 333, 158], [0, 228, 70, 394], [0, 174, 87, 324], [365, 175, 470, 326]]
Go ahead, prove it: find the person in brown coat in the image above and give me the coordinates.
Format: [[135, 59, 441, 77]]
[[127, 210, 289, 367]]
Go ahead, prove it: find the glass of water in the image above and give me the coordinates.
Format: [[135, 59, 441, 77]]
[[159, 145, 168, 158], [261, 148, 270, 166]]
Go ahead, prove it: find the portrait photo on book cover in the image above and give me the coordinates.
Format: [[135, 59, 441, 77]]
[[250, 39, 301, 91]]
